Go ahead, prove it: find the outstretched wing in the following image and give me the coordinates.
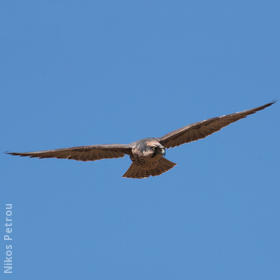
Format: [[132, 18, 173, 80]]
[[7, 144, 132, 161], [159, 102, 275, 148]]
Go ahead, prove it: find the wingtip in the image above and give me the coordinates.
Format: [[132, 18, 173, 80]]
[[5, 152, 18, 156], [256, 101, 277, 111], [5, 151, 26, 157], [267, 100, 277, 106], [264, 100, 277, 107]]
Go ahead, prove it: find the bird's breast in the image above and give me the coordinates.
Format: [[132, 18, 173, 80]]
[[130, 149, 162, 169]]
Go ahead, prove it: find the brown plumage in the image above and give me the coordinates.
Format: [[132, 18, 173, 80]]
[[9, 144, 131, 161], [7, 102, 275, 178]]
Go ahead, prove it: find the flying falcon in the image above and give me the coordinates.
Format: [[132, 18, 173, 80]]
[[8, 102, 275, 179]]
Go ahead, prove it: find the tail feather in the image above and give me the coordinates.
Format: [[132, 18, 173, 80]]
[[123, 158, 176, 179]]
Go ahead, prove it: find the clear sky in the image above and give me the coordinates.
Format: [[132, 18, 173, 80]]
[[1, 1, 279, 279]]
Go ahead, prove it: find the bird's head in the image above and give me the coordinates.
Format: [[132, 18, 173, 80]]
[[146, 142, 166, 157]]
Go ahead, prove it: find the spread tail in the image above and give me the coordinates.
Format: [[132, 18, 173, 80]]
[[123, 158, 176, 179]]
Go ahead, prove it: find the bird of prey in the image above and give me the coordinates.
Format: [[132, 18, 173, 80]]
[[8, 102, 275, 179]]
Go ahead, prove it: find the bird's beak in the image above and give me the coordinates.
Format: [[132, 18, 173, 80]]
[[161, 148, 166, 156]]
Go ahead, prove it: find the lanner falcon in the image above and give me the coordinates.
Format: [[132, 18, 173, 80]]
[[8, 102, 275, 179]]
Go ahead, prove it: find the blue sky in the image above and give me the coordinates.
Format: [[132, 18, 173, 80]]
[[1, 0, 279, 279]]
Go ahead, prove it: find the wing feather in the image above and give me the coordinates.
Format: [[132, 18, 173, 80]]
[[7, 144, 132, 161], [159, 102, 275, 148]]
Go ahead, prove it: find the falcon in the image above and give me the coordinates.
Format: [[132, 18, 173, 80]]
[[8, 102, 275, 179]]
